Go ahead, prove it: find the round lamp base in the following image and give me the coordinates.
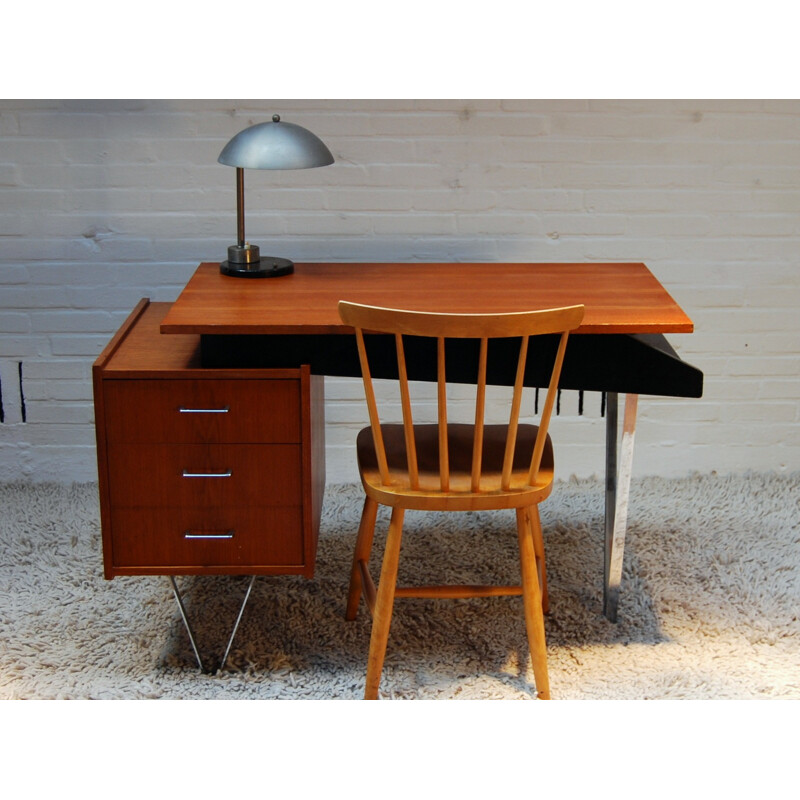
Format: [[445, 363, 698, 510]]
[[220, 258, 294, 278]]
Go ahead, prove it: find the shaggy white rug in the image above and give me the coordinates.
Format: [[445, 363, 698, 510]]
[[1, 473, 798, 700]]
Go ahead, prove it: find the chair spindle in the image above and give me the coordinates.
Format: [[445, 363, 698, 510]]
[[437, 336, 449, 492], [470, 337, 489, 492], [529, 330, 570, 485], [502, 335, 530, 490], [395, 333, 419, 489], [355, 328, 390, 485]]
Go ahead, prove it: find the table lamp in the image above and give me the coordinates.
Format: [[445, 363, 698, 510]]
[[217, 114, 334, 278]]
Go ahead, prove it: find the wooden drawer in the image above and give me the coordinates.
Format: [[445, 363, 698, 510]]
[[103, 379, 301, 444], [110, 506, 305, 570], [107, 444, 302, 508]]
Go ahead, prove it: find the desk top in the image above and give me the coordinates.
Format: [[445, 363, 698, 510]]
[[161, 262, 694, 336]]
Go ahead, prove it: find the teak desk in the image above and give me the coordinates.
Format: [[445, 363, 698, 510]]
[[161, 262, 703, 622]]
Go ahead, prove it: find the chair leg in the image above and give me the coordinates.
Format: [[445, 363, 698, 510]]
[[346, 496, 379, 621], [527, 505, 550, 614], [364, 506, 405, 700], [516, 507, 551, 699]]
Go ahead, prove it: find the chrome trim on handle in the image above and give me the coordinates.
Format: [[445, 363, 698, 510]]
[[181, 470, 232, 478], [184, 531, 235, 540], [178, 406, 230, 413]]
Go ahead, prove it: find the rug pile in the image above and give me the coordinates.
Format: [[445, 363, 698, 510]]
[[1, 473, 798, 699]]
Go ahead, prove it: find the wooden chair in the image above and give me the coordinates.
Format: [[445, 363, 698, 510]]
[[338, 300, 585, 700]]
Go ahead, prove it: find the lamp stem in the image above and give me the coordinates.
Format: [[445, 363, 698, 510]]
[[236, 167, 245, 247]]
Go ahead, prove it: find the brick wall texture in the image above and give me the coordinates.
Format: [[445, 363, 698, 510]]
[[1, 99, 798, 482]]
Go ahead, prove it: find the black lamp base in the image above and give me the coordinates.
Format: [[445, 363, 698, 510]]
[[220, 258, 294, 278]]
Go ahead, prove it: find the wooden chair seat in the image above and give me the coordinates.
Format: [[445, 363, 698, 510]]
[[357, 423, 554, 511]]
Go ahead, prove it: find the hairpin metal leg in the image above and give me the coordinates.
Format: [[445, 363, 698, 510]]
[[167, 575, 257, 673], [220, 574, 256, 671], [169, 575, 206, 672], [603, 393, 639, 622]]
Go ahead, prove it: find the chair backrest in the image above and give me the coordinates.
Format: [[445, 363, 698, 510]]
[[338, 302, 585, 494]]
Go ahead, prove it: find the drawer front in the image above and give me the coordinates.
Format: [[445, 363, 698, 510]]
[[107, 444, 302, 508], [110, 506, 305, 568], [103, 379, 301, 443]]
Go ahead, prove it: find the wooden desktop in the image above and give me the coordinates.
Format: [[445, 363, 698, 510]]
[[161, 261, 695, 335]]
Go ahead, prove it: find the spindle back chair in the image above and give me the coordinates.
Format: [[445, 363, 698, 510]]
[[338, 300, 584, 699]]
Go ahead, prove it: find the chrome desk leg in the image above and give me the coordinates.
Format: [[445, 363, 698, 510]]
[[168, 575, 256, 673], [603, 393, 639, 622], [220, 575, 256, 672], [169, 575, 206, 672]]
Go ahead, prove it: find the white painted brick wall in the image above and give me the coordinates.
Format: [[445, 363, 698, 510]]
[[1, 99, 798, 483]]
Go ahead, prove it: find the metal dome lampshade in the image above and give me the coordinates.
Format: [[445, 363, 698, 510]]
[[217, 114, 334, 278]]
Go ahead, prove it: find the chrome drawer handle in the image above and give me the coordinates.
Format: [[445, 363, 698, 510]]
[[181, 470, 232, 478], [178, 406, 230, 414], [183, 530, 235, 540]]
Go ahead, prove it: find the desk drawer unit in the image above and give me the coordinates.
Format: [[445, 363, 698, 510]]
[[93, 300, 325, 580]]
